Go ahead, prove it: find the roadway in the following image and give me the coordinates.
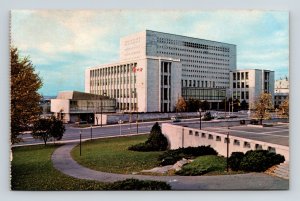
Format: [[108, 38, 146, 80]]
[[16, 113, 249, 146]]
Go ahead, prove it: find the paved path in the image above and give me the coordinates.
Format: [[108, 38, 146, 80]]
[[51, 143, 289, 190]]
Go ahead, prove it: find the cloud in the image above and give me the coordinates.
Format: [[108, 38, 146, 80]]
[[10, 10, 289, 95]]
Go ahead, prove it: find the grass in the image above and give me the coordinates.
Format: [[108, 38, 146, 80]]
[[71, 135, 164, 174], [176, 155, 237, 176], [11, 144, 170, 190], [11, 144, 107, 190]]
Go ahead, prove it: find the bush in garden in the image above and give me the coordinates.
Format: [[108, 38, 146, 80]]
[[128, 122, 169, 151], [158, 146, 218, 166], [228, 152, 245, 171], [107, 179, 171, 190], [239, 150, 285, 172]]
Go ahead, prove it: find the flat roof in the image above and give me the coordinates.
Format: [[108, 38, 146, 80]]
[[145, 30, 237, 47]]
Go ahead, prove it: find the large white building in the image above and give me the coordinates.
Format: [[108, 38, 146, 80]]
[[229, 69, 275, 106], [85, 30, 237, 112]]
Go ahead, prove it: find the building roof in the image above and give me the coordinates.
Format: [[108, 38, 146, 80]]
[[56, 91, 110, 100]]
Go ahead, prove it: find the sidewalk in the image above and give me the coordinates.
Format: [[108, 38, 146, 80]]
[[51, 143, 289, 190]]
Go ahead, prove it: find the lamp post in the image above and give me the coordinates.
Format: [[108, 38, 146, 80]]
[[199, 108, 202, 130], [118, 119, 123, 136], [226, 128, 230, 172], [100, 92, 107, 127], [132, 90, 138, 134]]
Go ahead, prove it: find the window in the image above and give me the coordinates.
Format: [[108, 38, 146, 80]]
[[233, 139, 240, 146], [208, 134, 213, 140], [164, 88, 168, 100], [189, 130, 193, 135], [233, 82, 236, 88], [245, 72, 249, 79], [195, 131, 199, 136], [164, 76, 168, 85], [201, 133, 206, 138], [244, 142, 251, 148], [241, 82, 244, 88], [216, 136, 221, 141], [255, 144, 262, 150]]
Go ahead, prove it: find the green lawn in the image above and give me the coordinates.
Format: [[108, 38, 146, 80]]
[[71, 135, 164, 174], [11, 144, 109, 190], [176, 155, 233, 176]]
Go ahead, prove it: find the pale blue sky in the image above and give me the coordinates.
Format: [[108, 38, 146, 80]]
[[11, 10, 289, 96]]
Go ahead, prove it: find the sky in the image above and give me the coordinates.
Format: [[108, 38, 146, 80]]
[[11, 10, 289, 96]]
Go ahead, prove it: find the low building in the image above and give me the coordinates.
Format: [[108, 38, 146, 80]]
[[274, 77, 289, 108], [229, 69, 275, 107], [51, 91, 116, 123]]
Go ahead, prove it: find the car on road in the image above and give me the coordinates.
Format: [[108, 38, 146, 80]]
[[171, 116, 181, 122]]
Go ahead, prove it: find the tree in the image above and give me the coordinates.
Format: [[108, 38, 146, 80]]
[[146, 122, 169, 151], [240, 100, 248, 110], [175, 96, 187, 112], [32, 116, 65, 145], [128, 122, 168, 151], [200, 100, 210, 111], [186, 98, 200, 112], [252, 93, 273, 125], [11, 47, 43, 143], [279, 98, 289, 118]]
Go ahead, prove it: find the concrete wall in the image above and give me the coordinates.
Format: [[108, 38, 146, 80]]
[[162, 123, 289, 162]]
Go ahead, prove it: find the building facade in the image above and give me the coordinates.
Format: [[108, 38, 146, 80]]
[[85, 30, 237, 112], [51, 91, 116, 123], [274, 76, 289, 108], [229, 69, 275, 107]]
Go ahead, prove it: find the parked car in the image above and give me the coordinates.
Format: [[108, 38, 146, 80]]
[[171, 116, 181, 122]]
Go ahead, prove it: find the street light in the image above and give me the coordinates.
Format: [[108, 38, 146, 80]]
[[90, 116, 93, 140], [100, 92, 107, 127], [198, 108, 202, 130], [132, 90, 138, 134], [226, 127, 230, 172], [118, 119, 123, 136]]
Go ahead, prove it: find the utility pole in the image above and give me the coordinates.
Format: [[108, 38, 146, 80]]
[[226, 130, 229, 172], [80, 130, 82, 156]]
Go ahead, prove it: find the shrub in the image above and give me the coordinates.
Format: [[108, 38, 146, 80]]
[[176, 155, 226, 176], [107, 179, 171, 190], [228, 152, 245, 171], [128, 122, 168, 152], [158, 146, 218, 166], [239, 150, 285, 172]]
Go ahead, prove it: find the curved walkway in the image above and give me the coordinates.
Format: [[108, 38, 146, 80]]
[[51, 143, 289, 190]]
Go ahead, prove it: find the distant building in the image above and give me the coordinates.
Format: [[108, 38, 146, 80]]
[[51, 91, 116, 123], [229, 69, 275, 107], [85, 30, 236, 112], [274, 76, 289, 108]]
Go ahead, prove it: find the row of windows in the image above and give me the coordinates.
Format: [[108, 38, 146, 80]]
[[233, 72, 249, 80], [91, 76, 136, 86], [90, 88, 137, 99], [233, 82, 249, 89], [182, 64, 229, 71], [157, 47, 230, 58], [182, 80, 216, 88], [90, 63, 137, 77], [182, 88, 226, 100], [233, 91, 249, 100], [157, 37, 230, 53], [181, 59, 230, 66], [187, 130, 276, 152]]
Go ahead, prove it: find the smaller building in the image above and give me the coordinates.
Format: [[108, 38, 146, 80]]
[[229, 69, 275, 107], [274, 77, 289, 108], [51, 91, 116, 123]]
